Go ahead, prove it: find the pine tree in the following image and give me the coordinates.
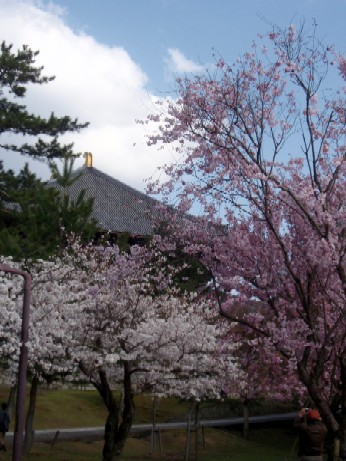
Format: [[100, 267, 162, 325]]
[[0, 41, 88, 159], [0, 41, 95, 259], [0, 160, 97, 260]]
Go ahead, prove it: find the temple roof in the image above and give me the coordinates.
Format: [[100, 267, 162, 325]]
[[47, 164, 158, 236]]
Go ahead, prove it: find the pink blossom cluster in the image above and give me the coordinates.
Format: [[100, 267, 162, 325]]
[[144, 23, 346, 443]]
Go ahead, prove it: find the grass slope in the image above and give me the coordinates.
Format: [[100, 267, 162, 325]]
[[0, 388, 298, 460]]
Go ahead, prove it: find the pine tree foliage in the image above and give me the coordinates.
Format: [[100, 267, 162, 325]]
[[0, 42, 94, 259], [0, 41, 88, 158], [0, 160, 97, 259]]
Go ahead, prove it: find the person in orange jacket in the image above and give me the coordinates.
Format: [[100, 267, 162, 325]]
[[295, 408, 327, 461]]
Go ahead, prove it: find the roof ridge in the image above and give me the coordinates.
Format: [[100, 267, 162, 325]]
[[80, 166, 157, 203], [48, 165, 157, 204]]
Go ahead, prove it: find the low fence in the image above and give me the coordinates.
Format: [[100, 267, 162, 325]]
[[5, 412, 297, 445]]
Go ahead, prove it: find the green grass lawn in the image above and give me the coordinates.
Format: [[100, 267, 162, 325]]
[[0, 388, 193, 428], [0, 387, 298, 460], [0, 428, 298, 461]]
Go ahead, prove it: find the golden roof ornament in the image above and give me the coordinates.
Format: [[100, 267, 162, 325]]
[[83, 152, 93, 168]]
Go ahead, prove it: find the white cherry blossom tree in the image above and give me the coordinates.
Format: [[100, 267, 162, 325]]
[[64, 242, 240, 461], [0, 256, 79, 452]]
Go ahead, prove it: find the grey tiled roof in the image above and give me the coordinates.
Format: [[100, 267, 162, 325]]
[[2, 201, 21, 212], [47, 166, 159, 235]]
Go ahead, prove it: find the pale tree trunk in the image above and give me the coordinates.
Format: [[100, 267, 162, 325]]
[[23, 376, 39, 454], [194, 401, 200, 461], [151, 394, 160, 454], [184, 400, 202, 461]]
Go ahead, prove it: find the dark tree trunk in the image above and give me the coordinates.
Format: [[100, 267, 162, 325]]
[[90, 365, 135, 461], [103, 407, 120, 460], [112, 362, 135, 455], [23, 376, 39, 454], [6, 385, 16, 419], [243, 399, 250, 440], [339, 357, 346, 460]]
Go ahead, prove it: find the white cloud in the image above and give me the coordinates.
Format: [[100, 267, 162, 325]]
[[0, 0, 172, 191], [166, 48, 204, 74]]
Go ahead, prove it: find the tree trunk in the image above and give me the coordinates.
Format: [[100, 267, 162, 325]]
[[243, 399, 250, 440], [112, 362, 135, 455], [194, 401, 200, 461], [338, 356, 346, 460], [151, 394, 157, 454], [91, 365, 135, 461], [103, 408, 120, 461], [6, 385, 16, 419], [23, 376, 39, 454], [184, 401, 194, 461], [340, 417, 346, 460]]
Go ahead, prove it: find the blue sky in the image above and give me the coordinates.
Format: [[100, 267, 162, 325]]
[[1, 0, 346, 190], [50, 0, 346, 91]]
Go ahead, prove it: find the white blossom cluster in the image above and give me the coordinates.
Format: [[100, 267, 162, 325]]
[[0, 245, 241, 401], [0, 256, 79, 383]]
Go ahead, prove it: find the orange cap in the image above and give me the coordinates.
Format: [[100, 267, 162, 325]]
[[307, 409, 321, 421]]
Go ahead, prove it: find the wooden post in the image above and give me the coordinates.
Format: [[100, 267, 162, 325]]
[[51, 430, 59, 447]]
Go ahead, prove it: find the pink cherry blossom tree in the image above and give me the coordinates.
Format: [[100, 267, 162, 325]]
[[145, 23, 346, 459]]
